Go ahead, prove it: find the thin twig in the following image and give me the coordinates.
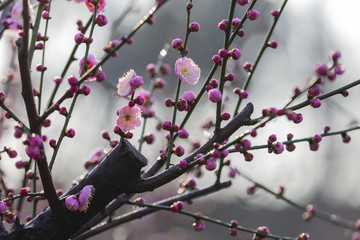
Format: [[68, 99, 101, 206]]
[[238, 170, 358, 231], [71, 182, 232, 240]]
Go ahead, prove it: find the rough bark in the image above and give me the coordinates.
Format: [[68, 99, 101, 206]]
[[0, 138, 147, 240]]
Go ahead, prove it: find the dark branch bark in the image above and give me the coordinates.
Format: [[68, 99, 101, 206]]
[[0, 138, 146, 240], [0, 103, 253, 239], [18, 34, 62, 216]]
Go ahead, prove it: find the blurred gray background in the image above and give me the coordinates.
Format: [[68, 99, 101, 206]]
[[1, 0, 360, 239]]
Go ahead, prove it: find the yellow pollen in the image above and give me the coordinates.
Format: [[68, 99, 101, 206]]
[[124, 115, 131, 121], [181, 68, 189, 76]]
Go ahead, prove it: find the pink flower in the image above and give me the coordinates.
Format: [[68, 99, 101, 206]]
[[78, 185, 95, 212], [175, 57, 201, 85], [79, 54, 102, 81], [65, 195, 80, 212], [117, 69, 139, 97], [5, 0, 34, 31], [85, 0, 106, 14], [116, 105, 142, 132]]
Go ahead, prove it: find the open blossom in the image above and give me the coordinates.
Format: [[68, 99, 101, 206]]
[[117, 69, 144, 97], [116, 105, 142, 132], [79, 54, 102, 81], [78, 185, 95, 212], [175, 57, 201, 85], [85, 0, 106, 13]]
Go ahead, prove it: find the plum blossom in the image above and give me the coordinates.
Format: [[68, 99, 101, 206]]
[[117, 69, 144, 97], [175, 57, 201, 85], [78, 185, 95, 212], [116, 105, 142, 132], [84, 0, 106, 14]]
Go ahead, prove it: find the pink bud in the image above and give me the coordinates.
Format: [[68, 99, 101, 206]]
[[96, 14, 108, 27], [175, 146, 185, 157], [65, 128, 76, 138], [171, 38, 183, 50], [67, 75, 78, 86], [182, 91, 196, 103], [237, 0, 249, 6], [230, 48, 241, 60], [179, 160, 187, 169], [218, 20, 228, 30], [130, 76, 143, 90], [96, 71, 106, 82], [74, 33, 85, 44], [19, 187, 29, 196], [178, 129, 189, 139], [65, 195, 80, 212], [247, 9, 260, 20], [192, 220, 205, 231], [205, 159, 217, 171], [208, 89, 222, 103], [162, 120, 172, 131], [42, 11, 50, 19], [310, 98, 321, 108], [81, 85, 91, 96], [212, 55, 222, 64], [189, 22, 200, 32]]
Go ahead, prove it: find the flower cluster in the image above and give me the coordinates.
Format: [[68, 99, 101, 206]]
[[25, 134, 43, 160]]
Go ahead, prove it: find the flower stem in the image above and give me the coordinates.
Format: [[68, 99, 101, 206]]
[[165, 0, 194, 168], [49, 93, 79, 171], [215, 0, 236, 131], [238, 169, 358, 231], [229, 125, 360, 154], [127, 200, 297, 240], [41, 1, 167, 121], [37, 0, 53, 115], [45, 17, 92, 109], [233, 0, 288, 116]]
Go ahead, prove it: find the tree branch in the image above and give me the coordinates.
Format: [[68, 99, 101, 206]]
[[72, 181, 232, 240], [18, 2, 62, 216], [4, 138, 147, 240], [134, 103, 253, 193]]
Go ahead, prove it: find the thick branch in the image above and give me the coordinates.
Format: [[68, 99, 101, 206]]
[[18, 27, 62, 216], [134, 103, 253, 193], [12, 138, 147, 240], [1, 103, 252, 239]]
